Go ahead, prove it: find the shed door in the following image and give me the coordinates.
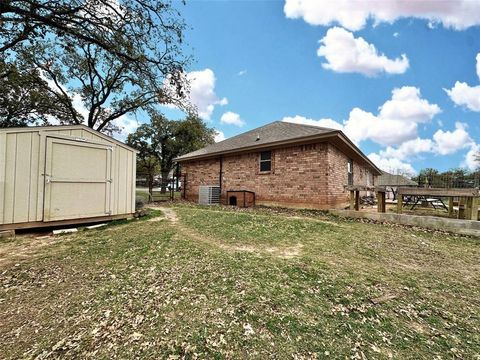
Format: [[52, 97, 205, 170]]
[[43, 137, 113, 222]]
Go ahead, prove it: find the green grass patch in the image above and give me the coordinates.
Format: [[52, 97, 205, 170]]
[[0, 204, 478, 359]]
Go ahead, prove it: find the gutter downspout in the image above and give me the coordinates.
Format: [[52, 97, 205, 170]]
[[219, 156, 223, 204]]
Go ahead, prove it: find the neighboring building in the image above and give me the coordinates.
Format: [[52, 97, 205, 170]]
[[0, 125, 137, 231], [176, 121, 381, 209], [377, 171, 418, 200]]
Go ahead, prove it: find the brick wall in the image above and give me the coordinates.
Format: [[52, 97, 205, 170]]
[[327, 144, 373, 207], [182, 158, 220, 201], [181, 141, 375, 209]]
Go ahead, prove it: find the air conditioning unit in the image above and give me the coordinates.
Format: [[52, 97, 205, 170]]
[[198, 186, 220, 205]]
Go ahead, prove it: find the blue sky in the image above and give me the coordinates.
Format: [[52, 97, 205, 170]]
[[159, 0, 480, 174]]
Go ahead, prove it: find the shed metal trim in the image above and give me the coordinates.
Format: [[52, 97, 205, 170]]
[[0, 125, 138, 153]]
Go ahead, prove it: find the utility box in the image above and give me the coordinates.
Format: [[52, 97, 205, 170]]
[[198, 185, 220, 205], [0, 125, 137, 231]]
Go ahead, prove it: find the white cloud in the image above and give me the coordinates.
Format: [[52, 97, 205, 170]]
[[343, 87, 440, 146], [281, 92, 478, 173], [343, 107, 420, 146], [445, 54, 480, 112], [220, 111, 245, 127], [283, 86, 440, 147], [368, 152, 416, 176], [477, 53, 480, 79], [432, 122, 472, 155], [462, 143, 480, 170], [317, 27, 409, 76], [369, 122, 474, 174], [379, 138, 434, 161], [112, 116, 139, 141], [284, 0, 480, 31], [445, 82, 480, 112], [379, 87, 441, 123], [282, 115, 343, 130], [214, 130, 226, 143], [284, 111, 476, 173], [185, 68, 228, 120], [393, 32, 399, 37]]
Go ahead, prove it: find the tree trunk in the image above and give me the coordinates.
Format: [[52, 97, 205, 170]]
[[148, 173, 154, 203], [160, 170, 169, 193]]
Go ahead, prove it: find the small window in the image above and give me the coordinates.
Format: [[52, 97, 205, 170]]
[[259, 151, 272, 172], [347, 159, 353, 185]]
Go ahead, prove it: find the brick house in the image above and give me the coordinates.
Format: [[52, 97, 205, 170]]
[[175, 121, 381, 209]]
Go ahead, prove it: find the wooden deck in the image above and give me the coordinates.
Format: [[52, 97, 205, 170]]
[[347, 185, 479, 221], [397, 187, 479, 197]]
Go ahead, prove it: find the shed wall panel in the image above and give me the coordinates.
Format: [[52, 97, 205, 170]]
[[115, 147, 128, 215], [13, 132, 32, 223], [0, 126, 136, 227], [29, 133, 40, 222], [0, 132, 7, 223], [3, 134, 17, 224]]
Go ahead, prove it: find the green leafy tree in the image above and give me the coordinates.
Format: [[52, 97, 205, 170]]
[[0, 60, 79, 127], [414, 167, 479, 188], [413, 168, 439, 187], [1, 0, 191, 133], [128, 112, 215, 194], [126, 129, 159, 199], [1, 0, 188, 72]]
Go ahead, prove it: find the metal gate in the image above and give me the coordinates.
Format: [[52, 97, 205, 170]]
[[43, 137, 113, 221]]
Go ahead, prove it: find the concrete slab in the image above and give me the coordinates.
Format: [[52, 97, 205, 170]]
[[53, 228, 78, 235], [329, 209, 480, 237], [86, 223, 107, 229]]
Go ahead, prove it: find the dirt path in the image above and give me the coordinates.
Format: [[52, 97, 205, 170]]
[[147, 206, 178, 222]]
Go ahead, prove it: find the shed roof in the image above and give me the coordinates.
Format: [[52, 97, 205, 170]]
[[377, 171, 418, 186], [0, 124, 137, 152], [175, 121, 381, 174]]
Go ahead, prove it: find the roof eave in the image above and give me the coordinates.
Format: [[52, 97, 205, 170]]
[[335, 131, 382, 175]]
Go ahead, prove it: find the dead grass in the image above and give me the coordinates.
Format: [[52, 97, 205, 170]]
[[0, 204, 479, 359]]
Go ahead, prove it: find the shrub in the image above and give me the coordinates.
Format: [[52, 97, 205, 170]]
[[135, 197, 145, 210]]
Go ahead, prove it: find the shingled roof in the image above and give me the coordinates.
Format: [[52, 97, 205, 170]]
[[175, 121, 381, 174], [377, 171, 418, 186], [176, 121, 335, 160]]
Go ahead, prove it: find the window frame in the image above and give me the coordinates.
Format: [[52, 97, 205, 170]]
[[347, 159, 354, 186], [259, 150, 272, 173]]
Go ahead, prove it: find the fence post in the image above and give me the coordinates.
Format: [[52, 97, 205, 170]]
[[458, 197, 465, 219], [472, 197, 479, 221], [377, 191, 386, 213]]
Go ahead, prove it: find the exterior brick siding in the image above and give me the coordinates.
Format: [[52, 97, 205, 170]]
[[181, 141, 375, 209]]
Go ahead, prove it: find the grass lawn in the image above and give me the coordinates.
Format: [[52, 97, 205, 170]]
[[1, 204, 479, 359]]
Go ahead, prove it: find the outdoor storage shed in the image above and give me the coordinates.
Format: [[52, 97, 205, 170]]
[[0, 125, 137, 231]]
